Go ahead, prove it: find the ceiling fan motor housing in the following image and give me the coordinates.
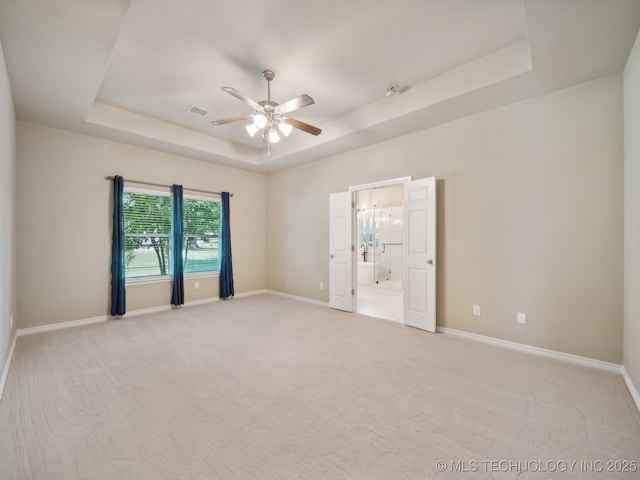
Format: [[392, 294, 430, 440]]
[[262, 70, 275, 82]]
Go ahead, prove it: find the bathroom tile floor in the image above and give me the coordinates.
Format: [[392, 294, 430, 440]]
[[357, 280, 403, 323]]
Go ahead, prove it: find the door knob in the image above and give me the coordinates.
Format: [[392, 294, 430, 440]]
[[427, 259, 433, 265], [329, 254, 334, 259]]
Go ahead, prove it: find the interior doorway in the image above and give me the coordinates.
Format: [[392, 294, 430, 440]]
[[330, 176, 436, 332], [355, 185, 404, 323]]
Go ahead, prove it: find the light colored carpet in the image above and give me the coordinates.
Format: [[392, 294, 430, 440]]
[[1, 294, 639, 479]]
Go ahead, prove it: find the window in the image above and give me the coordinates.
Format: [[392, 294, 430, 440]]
[[123, 189, 220, 279], [124, 190, 172, 278], [184, 197, 220, 274]]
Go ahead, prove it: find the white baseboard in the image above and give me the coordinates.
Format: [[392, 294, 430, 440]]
[[16, 296, 221, 336], [123, 304, 172, 318], [622, 366, 640, 413], [13, 290, 308, 337], [0, 332, 17, 402], [185, 297, 219, 306], [17, 314, 109, 336], [124, 297, 219, 318], [266, 289, 330, 307], [437, 326, 622, 374], [234, 289, 268, 298]]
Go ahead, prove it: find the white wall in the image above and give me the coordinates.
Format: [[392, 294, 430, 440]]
[[624, 31, 640, 394], [0, 40, 16, 390], [16, 122, 267, 329], [268, 74, 624, 363]]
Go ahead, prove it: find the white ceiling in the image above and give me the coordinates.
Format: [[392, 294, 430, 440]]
[[1, 0, 639, 173]]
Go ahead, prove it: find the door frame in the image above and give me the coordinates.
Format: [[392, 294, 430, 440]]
[[348, 177, 412, 314]]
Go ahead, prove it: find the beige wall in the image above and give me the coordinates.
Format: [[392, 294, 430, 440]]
[[0, 40, 16, 381], [267, 75, 624, 363], [16, 122, 267, 329], [10, 71, 628, 365], [624, 31, 640, 392]]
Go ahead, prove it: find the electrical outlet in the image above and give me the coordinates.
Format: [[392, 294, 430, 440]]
[[473, 305, 481, 316], [517, 312, 527, 324], [320, 282, 324, 290], [194, 281, 199, 290]]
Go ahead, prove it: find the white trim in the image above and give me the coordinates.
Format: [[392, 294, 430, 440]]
[[266, 289, 330, 307], [234, 289, 268, 298], [113, 296, 221, 318], [16, 297, 221, 336], [185, 272, 219, 279], [437, 326, 622, 374], [17, 314, 109, 336], [348, 176, 412, 193], [14, 291, 304, 338], [123, 305, 173, 318], [184, 297, 219, 306], [126, 275, 172, 286], [128, 271, 220, 285], [125, 185, 170, 196], [184, 192, 221, 202], [0, 332, 17, 402], [622, 366, 640, 413]]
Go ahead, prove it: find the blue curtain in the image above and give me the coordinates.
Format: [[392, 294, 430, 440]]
[[171, 185, 185, 306], [219, 192, 235, 299], [110, 175, 126, 316]]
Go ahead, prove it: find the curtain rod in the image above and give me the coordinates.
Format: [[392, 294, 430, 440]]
[[105, 176, 233, 197]]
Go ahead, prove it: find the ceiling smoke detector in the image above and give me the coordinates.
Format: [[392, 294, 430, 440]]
[[385, 83, 401, 97]]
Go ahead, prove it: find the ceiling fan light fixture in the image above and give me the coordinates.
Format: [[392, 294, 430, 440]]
[[254, 113, 267, 129], [268, 128, 280, 143], [212, 70, 321, 149], [245, 123, 259, 137], [278, 120, 292, 137]]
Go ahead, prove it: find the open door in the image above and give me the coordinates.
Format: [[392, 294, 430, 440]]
[[403, 177, 436, 332], [329, 192, 353, 311]]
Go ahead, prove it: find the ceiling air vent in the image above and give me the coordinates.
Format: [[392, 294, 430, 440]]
[[187, 105, 209, 117]]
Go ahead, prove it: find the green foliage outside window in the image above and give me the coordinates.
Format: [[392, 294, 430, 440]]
[[184, 198, 220, 274], [123, 191, 220, 278]]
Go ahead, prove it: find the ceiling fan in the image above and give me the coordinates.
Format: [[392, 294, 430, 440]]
[[211, 70, 322, 146]]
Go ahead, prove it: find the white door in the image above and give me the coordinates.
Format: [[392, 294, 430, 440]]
[[403, 177, 436, 332], [329, 192, 353, 312]]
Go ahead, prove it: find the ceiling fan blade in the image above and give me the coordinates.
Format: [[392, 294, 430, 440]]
[[210, 115, 253, 126], [286, 117, 322, 136], [275, 94, 315, 115], [221, 87, 263, 111]]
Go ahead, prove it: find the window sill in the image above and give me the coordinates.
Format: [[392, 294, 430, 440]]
[[126, 275, 171, 286], [185, 272, 220, 279], [126, 272, 219, 286]]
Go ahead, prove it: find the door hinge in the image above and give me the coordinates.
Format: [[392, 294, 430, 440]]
[[351, 289, 355, 295], [351, 245, 355, 252], [352, 201, 355, 208]]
